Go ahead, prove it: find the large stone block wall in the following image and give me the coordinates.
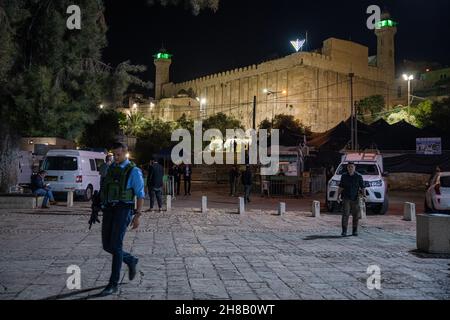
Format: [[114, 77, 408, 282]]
[[160, 38, 396, 132]]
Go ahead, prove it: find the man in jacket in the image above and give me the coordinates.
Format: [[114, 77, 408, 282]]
[[31, 170, 57, 209], [99, 143, 145, 296], [147, 159, 164, 212], [338, 162, 365, 237]]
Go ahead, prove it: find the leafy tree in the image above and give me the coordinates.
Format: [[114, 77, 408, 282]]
[[119, 112, 148, 136], [202, 112, 244, 135], [356, 95, 385, 124], [79, 110, 122, 149], [146, 0, 220, 15], [259, 114, 310, 146], [422, 98, 450, 134], [176, 113, 195, 133], [134, 119, 177, 164]]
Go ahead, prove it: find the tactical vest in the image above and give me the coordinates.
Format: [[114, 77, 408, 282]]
[[101, 162, 136, 204]]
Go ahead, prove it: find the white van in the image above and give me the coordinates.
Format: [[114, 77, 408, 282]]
[[326, 152, 389, 215], [41, 150, 107, 201]]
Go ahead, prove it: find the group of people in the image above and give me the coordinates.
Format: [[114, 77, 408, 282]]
[[167, 163, 193, 197]]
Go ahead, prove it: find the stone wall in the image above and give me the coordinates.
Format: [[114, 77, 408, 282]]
[[160, 38, 398, 132]]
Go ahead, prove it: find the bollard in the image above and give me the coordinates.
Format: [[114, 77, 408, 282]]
[[278, 202, 286, 216], [166, 195, 172, 212], [202, 196, 208, 213], [312, 201, 320, 217], [67, 191, 74, 207], [404, 202, 416, 222], [239, 197, 245, 215], [359, 197, 367, 219]]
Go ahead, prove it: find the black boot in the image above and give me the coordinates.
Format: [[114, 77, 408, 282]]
[[98, 283, 119, 297], [352, 227, 358, 237], [341, 228, 347, 237]]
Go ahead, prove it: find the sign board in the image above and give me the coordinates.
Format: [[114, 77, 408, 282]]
[[416, 138, 442, 155]]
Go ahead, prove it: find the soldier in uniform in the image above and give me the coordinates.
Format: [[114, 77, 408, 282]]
[[99, 143, 145, 297]]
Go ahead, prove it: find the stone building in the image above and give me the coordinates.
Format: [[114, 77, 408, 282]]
[[147, 13, 407, 133]]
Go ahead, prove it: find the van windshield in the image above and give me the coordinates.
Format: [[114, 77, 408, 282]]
[[440, 176, 450, 188], [337, 164, 379, 176], [43, 157, 78, 171]]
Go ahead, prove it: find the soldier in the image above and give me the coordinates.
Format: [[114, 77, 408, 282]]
[[99, 143, 145, 297], [337, 162, 365, 237]]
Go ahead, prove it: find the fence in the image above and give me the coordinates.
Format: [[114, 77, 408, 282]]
[[261, 176, 301, 198]]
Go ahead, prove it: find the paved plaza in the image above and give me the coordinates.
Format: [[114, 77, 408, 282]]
[[0, 200, 449, 300]]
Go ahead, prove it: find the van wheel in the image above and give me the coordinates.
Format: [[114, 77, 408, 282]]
[[424, 199, 431, 213], [83, 185, 93, 202], [327, 201, 336, 213]]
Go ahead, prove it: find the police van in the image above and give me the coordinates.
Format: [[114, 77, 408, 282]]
[[41, 150, 106, 201], [326, 151, 389, 215]]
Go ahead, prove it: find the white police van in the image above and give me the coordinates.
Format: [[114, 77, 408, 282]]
[[326, 151, 389, 215], [41, 150, 106, 201]]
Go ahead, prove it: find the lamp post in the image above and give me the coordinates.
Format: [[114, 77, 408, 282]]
[[403, 74, 414, 107]]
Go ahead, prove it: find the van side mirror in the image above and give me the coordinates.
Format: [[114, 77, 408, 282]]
[[382, 172, 389, 177]]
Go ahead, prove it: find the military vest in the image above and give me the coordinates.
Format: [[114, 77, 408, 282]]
[[101, 162, 136, 204]]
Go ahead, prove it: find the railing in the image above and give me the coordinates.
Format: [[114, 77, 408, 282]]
[[261, 176, 301, 198]]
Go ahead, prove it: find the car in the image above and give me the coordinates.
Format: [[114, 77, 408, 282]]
[[41, 150, 106, 201], [425, 172, 450, 213], [326, 152, 389, 215]]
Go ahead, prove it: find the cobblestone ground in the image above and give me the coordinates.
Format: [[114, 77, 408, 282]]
[[0, 203, 449, 300]]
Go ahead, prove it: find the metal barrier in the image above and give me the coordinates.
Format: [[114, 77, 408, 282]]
[[261, 177, 301, 198], [164, 176, 176, 200]]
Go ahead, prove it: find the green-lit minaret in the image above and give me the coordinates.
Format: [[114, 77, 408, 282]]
[[375, 12, 398, 83], [154, 47, 172, 100]]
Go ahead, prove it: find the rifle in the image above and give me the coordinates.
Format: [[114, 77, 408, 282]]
[[89, 190, 102, 230]]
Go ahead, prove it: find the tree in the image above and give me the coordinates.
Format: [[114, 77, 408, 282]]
[[422, 98, 450, 134], [203, 113, 244, 135], [259, 114, 310, 146], [119, 112, 148, 137], [146, 0, 220, 15], [79, 110, 122, 149], [356, 95, 385, 124], [134, 119, 177, 164], [0, 1, 149, 190]]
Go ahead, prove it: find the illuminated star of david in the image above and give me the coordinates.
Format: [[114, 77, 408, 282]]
[[290, 39, 306, 52]]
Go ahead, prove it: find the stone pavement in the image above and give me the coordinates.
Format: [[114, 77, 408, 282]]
[[0, 203, 449, 300]]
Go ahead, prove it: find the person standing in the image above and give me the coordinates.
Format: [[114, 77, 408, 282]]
[[147, 159, 164, 212], [183, 164, 193, 196], [337, 162, 365, 237], [99, 143, 145, 297], [229, 166, 240, 197], [174, 165, 181, 196], [241, 165, 253, 203], [31, 170, 57, 209]]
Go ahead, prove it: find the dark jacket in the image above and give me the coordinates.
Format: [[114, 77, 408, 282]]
[[31, 174, 45, 192], [241, 169, 253, 186], [229, 168, 239, 181], [339, 172, 364, 201], [147, 163, 164, 189], [183, 166, 193, 180]]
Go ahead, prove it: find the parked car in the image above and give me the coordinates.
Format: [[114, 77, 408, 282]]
[[41, 150, 106, 201], [326, 152, 389, 215], [425, 172, 450, 213]]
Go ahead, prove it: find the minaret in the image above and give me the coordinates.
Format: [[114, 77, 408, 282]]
[[154, 47, 172, 100], [375, 12, 397, 83]]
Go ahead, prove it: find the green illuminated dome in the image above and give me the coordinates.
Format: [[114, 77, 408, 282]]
[[376, 11, 397, 29], [154, 47, 172, 60]]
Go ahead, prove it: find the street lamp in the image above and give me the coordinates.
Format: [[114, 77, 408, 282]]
[[263, 89, 287, 123], [403, 74, 414, 107]]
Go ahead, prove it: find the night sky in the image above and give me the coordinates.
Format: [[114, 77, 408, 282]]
[[103, 0, 450, 92]]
